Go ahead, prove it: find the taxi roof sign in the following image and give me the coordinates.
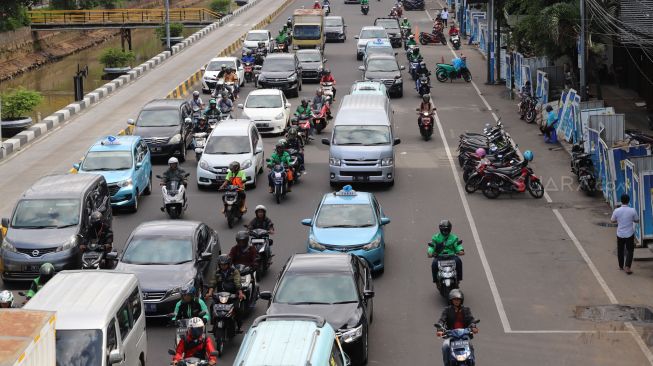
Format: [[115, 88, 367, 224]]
[[335, 185, 357, 196], [374, 38, 384, 44], [101, 135, 120, 145]]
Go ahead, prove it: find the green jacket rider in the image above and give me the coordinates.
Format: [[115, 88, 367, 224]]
[[276, 29, 288, 44], [295, 99, 311, 117], [428, 220, 464, 282], [26, 263, 55, 299], [360, 0, 369, 4], [268, 149, 292, 168], [400, 18, 411, 29]]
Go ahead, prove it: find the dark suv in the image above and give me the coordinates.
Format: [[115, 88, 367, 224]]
[[374, 18, 402, 48], [128, 99, 194, 162], [257, 54, 302, 98], [260, 253, 374, 365], [359, 54, 405, 98]]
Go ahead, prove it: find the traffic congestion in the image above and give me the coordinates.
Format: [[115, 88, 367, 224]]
[[1, 0, 651, 365]]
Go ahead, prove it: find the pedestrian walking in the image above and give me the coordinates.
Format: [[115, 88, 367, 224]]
[[440, 7, 449, 27], [610, 194, 639, 274]]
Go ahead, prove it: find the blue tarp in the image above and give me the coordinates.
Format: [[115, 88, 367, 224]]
[[642, 173, 653, 240], [610, 145, 650, 207]]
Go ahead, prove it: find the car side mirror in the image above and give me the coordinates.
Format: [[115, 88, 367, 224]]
[[399, 65, 406, 70], [354, 36, 359, 39], [184, 117, 192, 124], [108, 349, 122, 364], [323, 59, 328, 63], [255, 146, 264, 155], [200, 66, 206, 72], [135, 162, 143, 170], [200, 252, 212, 261], [106, 251, 118, 261], [285, 102, 291, 109], [127, 119, 135, 125], [321, 138, 330, 145], [167, 349, 176, 356], [73, 162, 81, 171], [259, 291, 272, 300], [380, 217, 391, 225], [155, 175, 163, 179], [358, 65, 365, 71], [393, 138, 401, 146], [237, 103, 244, 109], [364, 290, 375, 299], [1, 218, 9, 228], [301, 218, 312, 226]]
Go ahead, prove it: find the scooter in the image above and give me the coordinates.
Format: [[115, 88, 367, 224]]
[[571, 143, 597, 196], [434, 320, 480, 366], [167, 350, 218, 366], [243, 61, 254, 83], [417, 74, 430, 96], [408, 60, 421, 80], [416, 109, 434, 140], [435, 63, 472, 82], [450, 33, 461, 50], [286, 147, 303, 182], [247, 228, 273, 277], [235, 264, 258, 315], [294, 114, 312, 143], [320, 81, 335, 100], [193, 132, 208, 161], [361, 3, 369, 14], [419, 31, 447, 45], [482, 162, 544, 199], [432, 254, 460, 297], [191, 106, 202, 124], [157, 173, 190, 219], [211, 292, 238, 356], [323, 3, 330, 15], [220, 185, 244, 228], [311, 104, 328, 134], [80, 235, 113, 270], [267, 162, 289, 204]]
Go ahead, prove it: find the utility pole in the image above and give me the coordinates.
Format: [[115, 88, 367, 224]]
[[0, 96, 4, 160], [486, 0, 494, 84], [164, 0, 171, 52], [495, 7, 501, 82], [579, 0, 586, 100]]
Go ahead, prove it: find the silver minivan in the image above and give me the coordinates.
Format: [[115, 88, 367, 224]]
[[322, 94, 400, 186]]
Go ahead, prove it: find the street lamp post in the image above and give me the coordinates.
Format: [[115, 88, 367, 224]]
[[165, 0, 171, 52], [579, 0, 587, 100]]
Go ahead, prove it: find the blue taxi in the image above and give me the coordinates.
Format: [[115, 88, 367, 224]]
[[74, 135, 152, 212], [302, 186, 390, 272]]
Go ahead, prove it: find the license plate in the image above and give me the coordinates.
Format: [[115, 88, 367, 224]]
[[257, 123, 269, 127], [152, 147, 162, 152], [251, 239, 265, 244], [217, 175, 226, 180], [144, 303, 157, 313], [22, 264, 40, 272], [353, 175, 369, 181]]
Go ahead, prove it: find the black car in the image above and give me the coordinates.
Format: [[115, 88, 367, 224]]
[[257, 54, 302, 98], [128, 99, 194, 162], [325, 16, 346, 43], [359, 54, 405, 98], [296, 49, 327, 82], [112, 220, 221, 317], [374, 18, 402, 48], [260, 253, 374, 365], [402, 0, 425, 10]]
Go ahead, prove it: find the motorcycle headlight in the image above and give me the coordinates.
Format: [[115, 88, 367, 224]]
[[274, 112, 285, 120], [329, 157, 341, 166], [363, 236, 381, 251], [1, 238, 17, 253], [218, 294, 230, 304], [241, 159, 252, 170], [308, 237, 326, 251], [339, 325, 363, 343], [381, 157, 393, 166], [116, 178, 133, 188], [168, 134, 182, 144], [56, 235, 78, 252], [199, 160, 209, 170], [288, 74, 297, 82]]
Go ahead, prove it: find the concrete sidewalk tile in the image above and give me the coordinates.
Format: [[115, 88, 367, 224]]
[[43, 117, 58, 129], [66, 103, 81, 114], [55, 109, 71, 120], [18, 130, 36, 142], [3, 139, 19, 151], [13, 133, 28, 146], [2, 142, 14, 155], [29, 123, 46, 136]]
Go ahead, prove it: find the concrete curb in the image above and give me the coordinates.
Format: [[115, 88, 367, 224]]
[[2, 0, 266, 160]]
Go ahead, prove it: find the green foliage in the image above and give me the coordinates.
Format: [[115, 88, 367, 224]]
[[1, 88, 43, 120], [50, 0, 77, 9], [210, 0, 232, 14], [76, 0, 122, 9], [156, 22, 184, 38], [99, 47, 135, 68], [0, 0, 31, 31]]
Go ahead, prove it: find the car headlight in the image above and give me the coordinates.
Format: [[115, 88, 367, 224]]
[[1, 238, 17, 253], [199, 160, 209, 170], [169, 134, 182, 144], [363, 236, 382, 251], [56, 235, 78, 252], [116, 178, 133, 188], [258, 75, 267, 82], [169, 279, 194, 297], [381, 157, 393, 166], [308, 237, 326, 251], [241, 159, 252, 170], [339, 325, 363, 343], [329, 157, 341, 166], [288, 74, 297, 82], [274, 112, 285, 120]]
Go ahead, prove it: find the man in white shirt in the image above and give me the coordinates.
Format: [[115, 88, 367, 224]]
[[610, 194, 639, 274], [440, 7, 449, 27]]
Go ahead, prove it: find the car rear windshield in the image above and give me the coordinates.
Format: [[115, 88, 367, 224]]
[[12, 199, 80, 229], [56, 329, 103, 366], [376, 19, 399, 30], [360, 29, 387, 39], [81, 151, 132, 171], [245, 95, 282, 108], [136, 109, 180, 127], [366, 58, 398, 72], [325, 18, 342, 27], [293, 25, 321, 40], [333, 125, 391, 146], [122, 236, 193, 265], [316, 204, 375, 228], [246, 32, 268, 41], [262, 58, 295, 72], [207, 60, 235, 71], [274, 273, 358, 304], [204, 136, 251, 154]]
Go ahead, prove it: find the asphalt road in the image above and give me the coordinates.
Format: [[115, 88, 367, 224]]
[[2, 0, 653, 365]]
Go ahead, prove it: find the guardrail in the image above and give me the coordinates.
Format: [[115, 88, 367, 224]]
[[28, 8, 222, 28]]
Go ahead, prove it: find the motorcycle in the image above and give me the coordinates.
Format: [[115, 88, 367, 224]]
[[267, 162, 289, 204], [220, 185, 244, 228], [191, 106, 202, 124], [450, 33, 461, 50], [211, 291, 238, 356], [433, 253, 460, 297], [235, 264, 257, 315], [571, 143, 597, 196], [294, 114, 312, 143], [254, 50, 266, 66], [166, 350, 218, 366], [408, 60, 421, 80], [80, 235, 112, 270], [419, 31, 447, 46], [361, 3, 369, 14], [273, 41, 288, 53], [482, 162, 544, 199], [286, 147, 303, 182], [416, 109, 434, 140], [168, 311, 208, 347], [417, 74, 430, 96], [320, 81, 335, 101], [157, 173, 190, 219], [436, 63, 472, 82], [434, 320, 480, 366], [323, 3, 330, 15], [518, 94, 538, 123], [311, 103, 328, 134], [243, 61, 254, 83], [193, 132, 208, 161], [247, 228, 273, 277], [400, 26, 411, 40]]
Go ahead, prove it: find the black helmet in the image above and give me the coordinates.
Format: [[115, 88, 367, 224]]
[[301, 98, 308, 106], [545, 105, 553, 112], [323, 68, 331, 75], [448, 289, 464, 304], [90, 211, 102, 224], [422, 94, 430, 102], [217, 254, 232, 266], [39, 263, 55, 282], [181, 284, 196, 297], [236, 230, 250, 244], [439, 219, 452, 236], [229, 161, 240, 172], [287, 126, 299, 138]]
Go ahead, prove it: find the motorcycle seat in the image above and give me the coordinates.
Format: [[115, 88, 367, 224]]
[[486, 166, 520, 175], [574, 153, 591, 159]]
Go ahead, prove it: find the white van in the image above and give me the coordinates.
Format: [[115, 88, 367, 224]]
[[24, 270, 147, 366]]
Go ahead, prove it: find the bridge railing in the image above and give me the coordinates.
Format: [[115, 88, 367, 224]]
[[27, 8, 223, 25]]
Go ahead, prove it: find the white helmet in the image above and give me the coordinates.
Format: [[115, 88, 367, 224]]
[[193, 91, 200, 97], [255, 205, 267, 213], [168, 157, 179, 165], [187, 317, 205, 338], [0, 290, 14, 307]]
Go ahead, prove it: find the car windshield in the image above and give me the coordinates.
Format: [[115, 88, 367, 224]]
[[325, 18, 342, 27], [366, 47, 393, 57], [55, 329, 102, 366], [262, 59, 294, 72], [274, 273, 358, 304], [333, 125, 391, 145], [293, 25, 321, 40], [12, 199, 80, 229], [360, 29, 387, 39], [367, 59, 398, 72], [136, 109, 180, 127], [297, 52, 322, 62], [207, 60, 235, 71], [316, 204, 375, 228], [246, 32, 268, 41], [246, 95, 282, 108], [376, 20, 399, 30], [121, 235, 193, 265], [204, 136, 251, 154], [81, 151, 132, 171]]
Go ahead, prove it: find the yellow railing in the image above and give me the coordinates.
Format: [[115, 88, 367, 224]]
[[27, 8, 222, 25]]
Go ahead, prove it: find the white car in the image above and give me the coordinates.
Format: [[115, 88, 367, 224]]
[[196, 120, 265, 188], [355, 26, 389, 60], [201, 57, 245, 93], [239, 89, 291, 135], [243, 30, 272, 52]]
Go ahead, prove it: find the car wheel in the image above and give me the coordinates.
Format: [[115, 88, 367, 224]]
[[298, 80, 302, 91], [356, 53, 362, 61], [130, 192, 139, 213], [250, 175, 257, 189], [143, 173, 152, 195], [360, 326, 369, 364], [178, 144, 186, 163]]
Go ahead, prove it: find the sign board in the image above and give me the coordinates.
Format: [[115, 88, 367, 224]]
[[505, 54, 512, 90], [642, 172, 653, 240], [581, 107, 614, 151], [541, 77, 549, 104]]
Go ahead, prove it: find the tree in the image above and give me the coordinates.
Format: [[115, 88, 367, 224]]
[[156, 22, 184, 38], [99, 48, 135, 68], [1, 88, 43, 120], [0, 0, 32, 31], [210, 0, 231, 14], [50, 0, 77, 9]]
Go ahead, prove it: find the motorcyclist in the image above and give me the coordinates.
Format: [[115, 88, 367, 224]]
[[204, 99, 221, 120], [247, 205, 276, 234], [85, 211, 114, 255], [428, 220, 464, 283], [313, 0, 321, 9], [295, 98, 312, 119], [193, 116, 211, 134], [415, 61, 431, 91], [267, 141, 293, 193], [26, 263, 55, 300], [520, 80, 532, 98], [319, 69, 336, 100], [255, 41, 268, 57], [0, 290, 15, 308], [389, 6, 398, 17], [172, 285, 210, 324], [448, 23, 459, 36], [408, 46, 423, 63], [285, 126, 305, 172], [217, 91, 234, 115], [216, 65, 228, 79], [360, 0, 369, 5], [275, 28, 289, 50], [400, 17, 411, 30], [433, 19, 444, 35], [206, 255, 245, 332], [436, 290, 479, 366], [171, 317, 217, 365], [229, 231, 258, 271], [242, 49, 255, 64], [312, 88, 325, 111], [190, 90, 204, 111], [161, 157, 187, 186], [219, 161, 247, 213], [452, 53, 467, 72], [405, 34, 417, 48], [418, 94, 435, 127], [223, 67, 239, 99]]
